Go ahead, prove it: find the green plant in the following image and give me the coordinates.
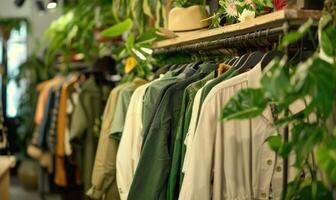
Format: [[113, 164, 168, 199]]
[[44, 0, 114, 66], [101, 18, 165, 79], [171, 0, 206, 7], [221, 2, 336, 199], [112, 0, 168, 33], [211, 0, 273, 27]]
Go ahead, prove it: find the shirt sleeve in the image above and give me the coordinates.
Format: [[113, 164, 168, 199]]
[[110, 88, 133, 140], [87, 89, 120, 200]]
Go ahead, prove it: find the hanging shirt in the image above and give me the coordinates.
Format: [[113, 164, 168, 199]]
[[128, 64, 215, 200], [181, 81, 211, 175], [87, 83, 128, 200], [70, 76, 112, 192], [109, 78, 148, 140], [167, 71, 216, 200], [55, 75, 79, 187], [64, 82, 81, 156], [116, 82, 152, 200], [179, 63, 279, 200], [47, 83, 63, 153], [140, 65, 193, 144]]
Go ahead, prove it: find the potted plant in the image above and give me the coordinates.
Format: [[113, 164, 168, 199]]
[[211, 0, 274, 27], [221, 0, 336, 198]]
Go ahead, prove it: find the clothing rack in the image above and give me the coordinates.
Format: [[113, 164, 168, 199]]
[[154, 26, 285, 54], [153, 9, 321, 55], [152, 8, 321, 198]]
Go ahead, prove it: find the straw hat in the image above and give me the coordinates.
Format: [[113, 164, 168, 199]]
[[168, 5, 210, 32]]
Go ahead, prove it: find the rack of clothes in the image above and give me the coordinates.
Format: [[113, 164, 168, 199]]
[[28, 10, 320, 200], [87, 50, 300, 200], [85, 12, 321, 200], [27, 57, 120, 200]]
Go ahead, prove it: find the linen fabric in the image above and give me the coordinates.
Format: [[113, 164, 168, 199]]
[[86, 83, 128, 200], [116, 82, 152, 200], [179, 64, 279, 200]]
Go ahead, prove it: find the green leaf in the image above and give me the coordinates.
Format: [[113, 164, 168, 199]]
[[297, 180, 332, 199], [317, 140, 336, 183], [293, 57, 336, 119], [100, 18, 133, 37], [279, 18, 314, 49], [291, 123, 324, 167], [321, 26, 336, 56], [261, 58, 293, 104], [126, 33, 136, 49], [266, 135, 282, 152], [221, 88, 267, 121], [137, 28, 158, 44]]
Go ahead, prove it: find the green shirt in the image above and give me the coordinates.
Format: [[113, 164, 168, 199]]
[[166, 71, 215, 200], [140, 66, 192, 143], [128, 63, 216, 200], [109, 78, 147, 140]]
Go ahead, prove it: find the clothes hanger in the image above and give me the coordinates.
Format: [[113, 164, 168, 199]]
[[230, 53, 251, 70], [236, 51, 265, 73], [228, 57, 238, 65], [260, 51, 285, 69]]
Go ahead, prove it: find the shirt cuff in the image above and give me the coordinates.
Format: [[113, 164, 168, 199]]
[[86, 186, 104, 199]]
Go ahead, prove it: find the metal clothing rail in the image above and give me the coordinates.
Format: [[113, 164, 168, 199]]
[[153, 26, 286, 55]]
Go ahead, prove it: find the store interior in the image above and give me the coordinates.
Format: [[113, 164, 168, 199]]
[[0, 0, 335, 200]]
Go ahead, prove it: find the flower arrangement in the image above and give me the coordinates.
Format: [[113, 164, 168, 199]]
[[211, 0, 273, 27]]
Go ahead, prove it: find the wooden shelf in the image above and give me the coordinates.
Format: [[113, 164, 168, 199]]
[[153, 9, 321, 49]]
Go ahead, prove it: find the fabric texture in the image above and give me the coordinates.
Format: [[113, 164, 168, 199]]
[[70, 76, 112, 192], [179, 64, 278, 200], [128, 64, 215, 200], [167, 71, 215, 200], [109, 78, 148, 140], [116, 82, 152, 200], [55, 75, 78, 187], [86, 83, 128, 200]]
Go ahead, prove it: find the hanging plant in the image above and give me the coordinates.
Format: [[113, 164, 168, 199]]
[[100, 18, 165, 79], [221, 0, 336, 198], [43, 0, 115, 67]]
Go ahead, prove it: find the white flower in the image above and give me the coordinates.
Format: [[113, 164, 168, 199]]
[[238, 9, 255, 22], [224, 0, 239, 17]]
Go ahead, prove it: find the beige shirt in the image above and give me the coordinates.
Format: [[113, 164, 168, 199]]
[[179, 64, 280, 200], [116, 82, 152, 200], [182, 80, 213, 174], [87, 83, 129, 200]]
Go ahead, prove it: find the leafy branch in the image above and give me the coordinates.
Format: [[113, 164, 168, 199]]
[[221, 12, 336, 200]]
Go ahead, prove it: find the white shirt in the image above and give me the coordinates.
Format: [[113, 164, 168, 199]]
[[116, 82, 152, 200], [179, 64, 279, 200]]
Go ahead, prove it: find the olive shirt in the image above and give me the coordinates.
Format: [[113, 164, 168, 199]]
[[166, 70, 216, 200], [70, 76, 113, 192], [109, 78, 148, 140], [140, 65, 196, 143], [87, 83, 128, 200], [128, 64, 216, 200]]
